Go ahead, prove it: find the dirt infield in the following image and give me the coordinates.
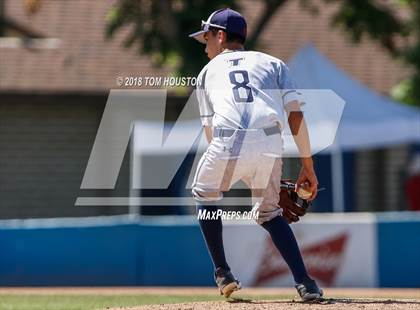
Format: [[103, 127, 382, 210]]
[[102, 288, 420, 310], [108, 299, 420, 310], [0, 287, 418, 310]]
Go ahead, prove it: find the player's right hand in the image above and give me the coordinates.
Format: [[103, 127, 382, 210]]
[[296, 165, 318, 201]]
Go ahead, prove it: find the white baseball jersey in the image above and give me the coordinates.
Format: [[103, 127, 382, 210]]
[[196, 50, 303, 130]]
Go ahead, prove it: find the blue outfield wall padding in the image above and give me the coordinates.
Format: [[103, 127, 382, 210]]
[[0, 217, 214, 286], [2, 214, 420, 287], [0, 224, 140, 286], [377, 214, 420, 287], [138, 225, 214, 286]]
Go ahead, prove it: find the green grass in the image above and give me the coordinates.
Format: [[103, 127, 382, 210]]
[[0, 294, 287, 310]]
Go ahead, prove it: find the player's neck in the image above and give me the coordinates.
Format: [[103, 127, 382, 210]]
[[222, 43, 244, 53]]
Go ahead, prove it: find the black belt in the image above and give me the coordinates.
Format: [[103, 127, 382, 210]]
[[213, 125, 281, 138]]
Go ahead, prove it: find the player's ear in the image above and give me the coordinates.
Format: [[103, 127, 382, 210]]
[[218, 30, 226, 44]]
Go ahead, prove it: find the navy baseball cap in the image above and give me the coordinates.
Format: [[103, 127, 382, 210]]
[[189, 8, 247, 44]]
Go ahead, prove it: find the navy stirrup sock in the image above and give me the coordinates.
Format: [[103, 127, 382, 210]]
[[261, 216, 310, 284], [196, 202, 230, 271]]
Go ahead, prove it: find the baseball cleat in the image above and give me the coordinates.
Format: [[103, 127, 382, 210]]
[[295, 278, 323, 301], [214, 267, 241, 298]]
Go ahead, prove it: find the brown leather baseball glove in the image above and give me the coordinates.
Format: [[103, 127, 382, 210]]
[[279, 180, 311, 224]]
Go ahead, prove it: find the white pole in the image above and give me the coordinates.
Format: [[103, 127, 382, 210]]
[[331, 141, 345, 212]]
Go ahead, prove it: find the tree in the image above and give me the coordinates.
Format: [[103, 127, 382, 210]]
[[106, 0, 234, 77], [323, 0, 420, 107], [106, 0, 420, 106], [105, 0, 288, 77]]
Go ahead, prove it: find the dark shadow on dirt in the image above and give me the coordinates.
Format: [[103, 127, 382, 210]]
[[227, 297, 420, 306], [318, 298, 420, 305], [227, 297, 253, 303]]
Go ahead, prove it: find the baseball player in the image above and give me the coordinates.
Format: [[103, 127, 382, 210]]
[[189, 8, 323, 301]]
